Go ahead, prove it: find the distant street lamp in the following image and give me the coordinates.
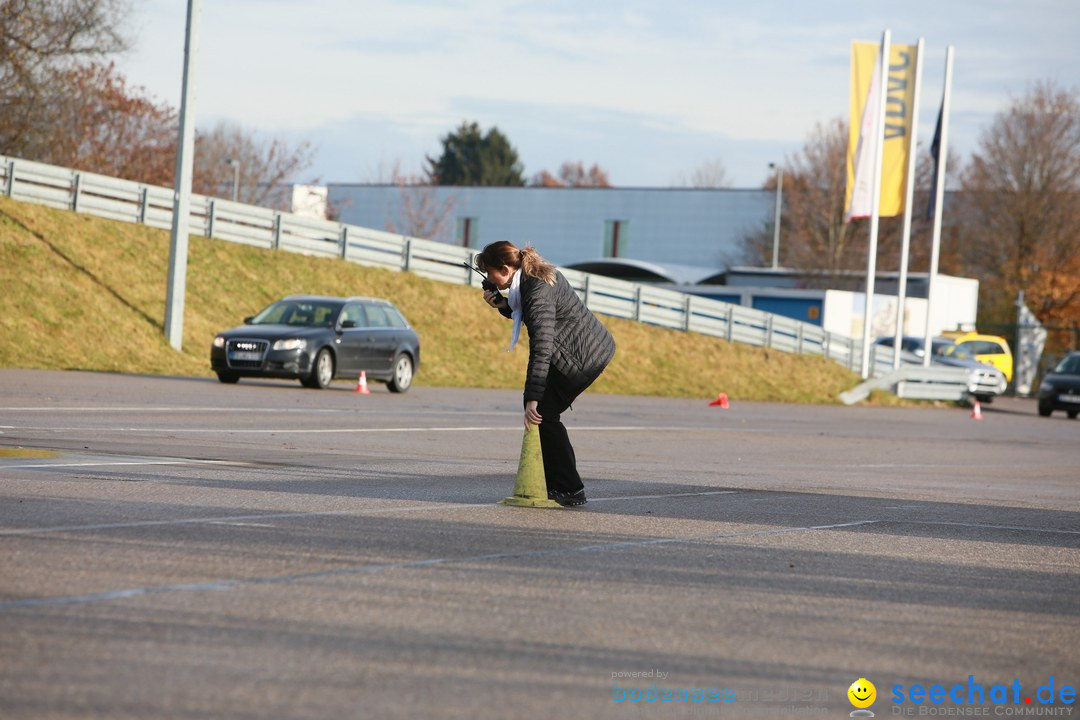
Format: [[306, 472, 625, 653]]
[[768, 162, 783, 269], [226, 158, 240, 202]]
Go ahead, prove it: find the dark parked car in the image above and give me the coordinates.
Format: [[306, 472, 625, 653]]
[[873, 335, 1008, 401], [1037, 352, 1080, 418], [210, 295, 420, 391]]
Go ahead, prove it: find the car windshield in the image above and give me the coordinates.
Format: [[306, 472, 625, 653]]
[[940, 342, 973, 360], [1054, 355, 1080, 374], [930, 340, 951, 356], [250, 300, 342, 327]]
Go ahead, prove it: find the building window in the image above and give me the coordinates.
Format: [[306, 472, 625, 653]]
[[456, 217, 478, 248], [603, 220, 628, 258]]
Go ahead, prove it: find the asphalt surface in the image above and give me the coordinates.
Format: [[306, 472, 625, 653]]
[[0, 369, 1077, 720]]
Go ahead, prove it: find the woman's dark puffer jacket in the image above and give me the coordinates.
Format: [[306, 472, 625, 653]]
[[501, 270, 616, 402]]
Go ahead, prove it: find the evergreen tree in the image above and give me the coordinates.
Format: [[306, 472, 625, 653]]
[[425, 121, 525, 186]]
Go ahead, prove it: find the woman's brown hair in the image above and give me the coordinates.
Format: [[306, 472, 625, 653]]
[[476, 241, 557, 286]]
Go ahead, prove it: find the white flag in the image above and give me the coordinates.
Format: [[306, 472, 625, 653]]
[[847, 51, 881, 221]]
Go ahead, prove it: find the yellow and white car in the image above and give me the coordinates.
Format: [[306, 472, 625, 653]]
[[937, 332, 1013, 383]]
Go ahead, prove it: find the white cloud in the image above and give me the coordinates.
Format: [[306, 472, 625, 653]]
[[114, 0, 1080, 186]]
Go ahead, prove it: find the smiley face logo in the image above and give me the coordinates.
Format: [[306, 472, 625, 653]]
[[848, 678, 877, 709]]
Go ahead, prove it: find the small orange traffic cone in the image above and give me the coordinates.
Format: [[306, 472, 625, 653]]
[[709, 392, 730, 409], [970, 400, 982, 420], [354, 371, 371, 394]]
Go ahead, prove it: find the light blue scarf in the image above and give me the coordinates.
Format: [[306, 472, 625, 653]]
[[504, 268, 523, 352]]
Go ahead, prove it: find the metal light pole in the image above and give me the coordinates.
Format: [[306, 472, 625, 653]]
[[226, 158, 240, 202], [769, 162, 783, 269], [164, 0, 200, 352]]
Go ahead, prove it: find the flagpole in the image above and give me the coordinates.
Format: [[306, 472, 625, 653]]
[[891, 38, 924, 370], [922, 45, 954, 367], [859, 29, 890, 380]]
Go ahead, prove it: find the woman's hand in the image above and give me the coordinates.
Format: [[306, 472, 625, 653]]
[[483, 289, 509, 310], [524, 400, 542, 428]]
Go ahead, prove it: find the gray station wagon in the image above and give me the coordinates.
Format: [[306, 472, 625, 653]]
[[210, 295, 420, 391]]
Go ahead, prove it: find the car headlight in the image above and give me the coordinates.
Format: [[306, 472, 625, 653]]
[[213, 336, 225, 348], [272, 338, 307, 351], [1039, 381, 1054, 393]]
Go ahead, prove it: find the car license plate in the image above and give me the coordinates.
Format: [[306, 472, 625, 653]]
[[1059, 394, 1080, 403], [230, 351, 261, 361]]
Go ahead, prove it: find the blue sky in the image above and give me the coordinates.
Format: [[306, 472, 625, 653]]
[[116, 0, 1080, 188]]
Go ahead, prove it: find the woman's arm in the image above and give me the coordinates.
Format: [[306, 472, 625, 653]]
[[521, 276, 556, 403]]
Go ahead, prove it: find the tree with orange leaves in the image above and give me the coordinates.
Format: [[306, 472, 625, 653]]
[[959, 81, 1080, 328], [530, 161, 611, 187], [44, 61, 177, 186]]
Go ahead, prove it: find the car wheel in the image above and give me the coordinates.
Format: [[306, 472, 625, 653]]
[[1068, 410, 1079, 420], [302, 348, 334, 389], [1037, 401, 1053, 417], [387, 353, 414, 393], [217, 371, 239, 384]]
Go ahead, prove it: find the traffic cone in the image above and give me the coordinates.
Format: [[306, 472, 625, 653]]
[[709, 392, 730, 409], [970, 400, 982, 420], [354, 371, 370, 394], [498, 425, 562, 508]]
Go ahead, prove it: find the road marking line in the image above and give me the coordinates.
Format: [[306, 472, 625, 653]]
[[0, 459, 243, 471], [0, 490, 743, 536], [1, 424, 772, 434], [589, 490, 738, 502], [776, 463, 1038, 469], [0, 507, 480, 536], [891, 520, 1080, 535], [0, 519, 877, 610], [0, 406, 520, 416]]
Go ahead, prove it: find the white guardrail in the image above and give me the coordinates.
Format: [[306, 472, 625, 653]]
[[2, 154, 930, 382], [839, 365, 976, 405]]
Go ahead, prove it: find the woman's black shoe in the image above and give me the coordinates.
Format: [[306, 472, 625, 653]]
[[548, 489, 587, 506]]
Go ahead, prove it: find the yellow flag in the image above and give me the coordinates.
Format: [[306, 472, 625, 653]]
[[846, 41, 918, 218]]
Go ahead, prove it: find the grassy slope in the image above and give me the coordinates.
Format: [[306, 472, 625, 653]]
[[0, 196, 865, 403]]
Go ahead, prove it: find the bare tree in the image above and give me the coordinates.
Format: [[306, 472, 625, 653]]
[[739, 119, 863, 283], [193, 120, 315, 208], [378, 160, 456, 241], [741, 118, 963, 287], [0, 0, 132, 156], [672, 158, 731, 188], [959, 81, 1080, 325], [1, 3, 318, 211]]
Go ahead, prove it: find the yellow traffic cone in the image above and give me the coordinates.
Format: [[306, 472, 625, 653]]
[[498, 424, 562, 508]]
